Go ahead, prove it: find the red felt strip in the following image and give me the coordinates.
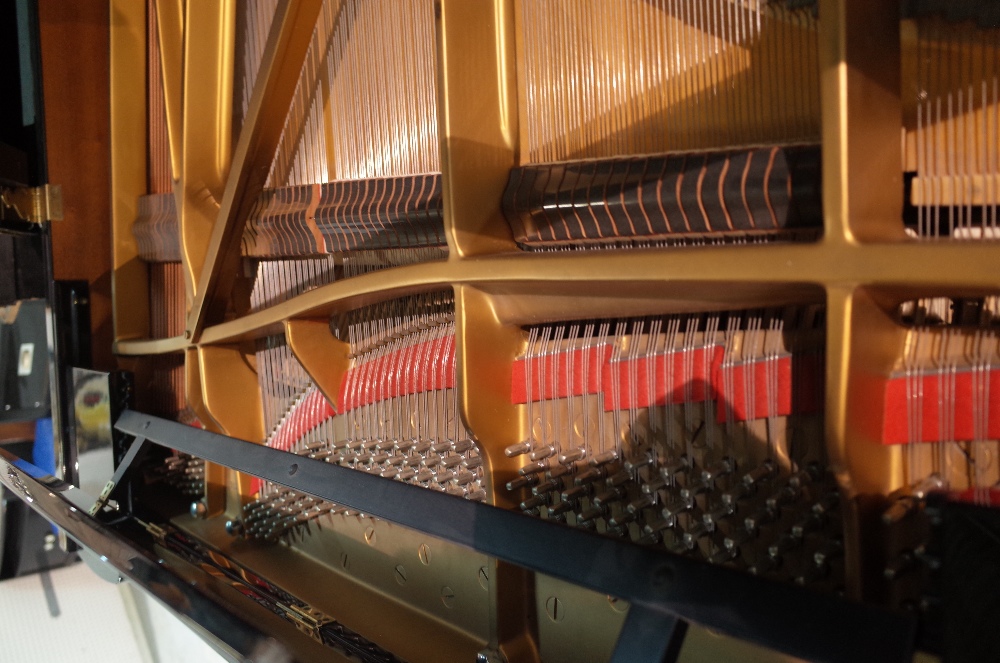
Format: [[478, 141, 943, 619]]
[[881, 368, 1000, 444], [336, 334, 457, 412], [602, 346, 724, 410], [949, 488, 1000, 506], [512, 344, 823, 423], [510, 345, 612, 403], [714, 354, 823, 422], [715, 357, 793, 421], [269, 388, 337, 452]]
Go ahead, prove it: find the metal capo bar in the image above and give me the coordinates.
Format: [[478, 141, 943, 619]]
[[115, 410, 917, 663], [88, 436, 152, 516]]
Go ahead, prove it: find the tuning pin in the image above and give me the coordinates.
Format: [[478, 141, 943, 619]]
[[795, 561, 830, 586], [660, 456, 690, 478], [627, 496, 654, 514], [624, 454, 653, 473], [768, 533, 801, 559], [445, 485, 467, 497], [708, 547, 739, 564], [547, 463, 573, 478], [642, 517, 676, 536], [882, 495, 919, 526], [558, 448, 587, 464], [742, 460, 775, 488], [549, 499, 576, 516], [608, 512, 637, 528], [589, 450, 619, 467], [721, 483, 751, 505], [561, 485, 590, 501], [749, 554, 779, 576], [791, 509, 827, 538], [661, 494, 694, 520], [708, 500, 736, 523], [461, 456, 482, 470], [592, 488, 626, 508], [532, 478, 563, 496], [577, 506, 606, 524], [451, 470, 475, 486], [787, 469, 815, 490], [605, 525, 628, 538], [743, 507, 773, 534], [574, 467, 607, 486], [529, 445, 556, 461], [912, 544, 941, 571], [814, 539, 844, 567], [811, 492, 840, 517], [506, 475, 539, 491], [441, 455, 465, 469], [521, 494, 550, 510], [766, 485, 800, 512], [884, 551, 916, 581], [505, 442, 533, 458], [606, 471, 631, 487], [681, 484, 710, 501], [452, 439, 474, 453], [519, 460, 550, 476], [641, 477, 668, 495], [724, 527, 754, 551], [701, 457, 735, 484], [309, 449, 334, 461], [435, 470, 455, 483], [637, 531, 662, 546], [682, 517, 714, 549]]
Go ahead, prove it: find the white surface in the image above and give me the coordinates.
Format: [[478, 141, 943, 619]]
[[0, 562, 144, 662], [0, 561, 226, 663], [123, 583, 229, 663]]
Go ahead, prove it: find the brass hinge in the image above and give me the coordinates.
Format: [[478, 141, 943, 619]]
[[88, 479, 118, 516], [0, 184, 63, 224], [134, 518, 169, 543], [281, 603, 331, 638]]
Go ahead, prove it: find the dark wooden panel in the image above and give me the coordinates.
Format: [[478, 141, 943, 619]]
[[38, 0, 113, 370]]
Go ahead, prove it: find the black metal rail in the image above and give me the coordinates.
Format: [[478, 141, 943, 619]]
[[111, 409, 916, 663]]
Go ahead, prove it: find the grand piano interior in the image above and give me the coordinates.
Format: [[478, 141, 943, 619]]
[[3, 1, 1000, 661]]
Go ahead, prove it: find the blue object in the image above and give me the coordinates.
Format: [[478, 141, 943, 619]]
[[31, 418, 58, 535], [32, 417, 55, 475]]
